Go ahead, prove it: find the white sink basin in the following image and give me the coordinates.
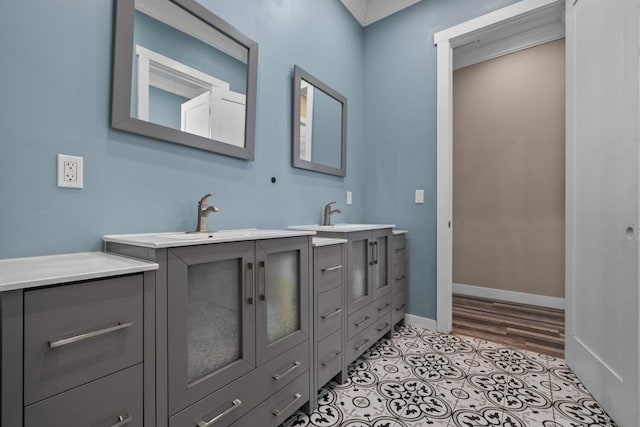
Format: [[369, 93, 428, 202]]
[[289, 223, 396, 233], [103, 229, 316, 248]]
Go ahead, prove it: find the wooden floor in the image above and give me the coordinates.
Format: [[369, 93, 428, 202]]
[[452, 294, 565, 358]]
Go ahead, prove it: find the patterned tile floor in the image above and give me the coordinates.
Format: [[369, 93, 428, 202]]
[[282, 324, 616, 427]]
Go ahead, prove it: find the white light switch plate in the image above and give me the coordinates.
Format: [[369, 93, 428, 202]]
[[415, 189, 424, 204], [58, 154, 83, 189], [347, 191, 352, 205]]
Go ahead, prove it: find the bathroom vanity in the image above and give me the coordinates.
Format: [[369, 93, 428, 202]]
[[392, 230, 408, 326], [289, 224, 403, 366], [103, 229, 314, 427], [0, 252, 158, 427]]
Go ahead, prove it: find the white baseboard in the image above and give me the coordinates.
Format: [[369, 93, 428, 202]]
[[453, 283, 565, 310], [404, 314, 438, 332]]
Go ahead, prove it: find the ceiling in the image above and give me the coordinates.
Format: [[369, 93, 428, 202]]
[[340, 0, 423, 27]]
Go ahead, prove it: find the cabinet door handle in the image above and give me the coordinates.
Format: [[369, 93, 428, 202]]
[[354, 316, 370, 328], [396, 275, 406, 281], [247, 262, 254, 304], [48, 321, 132, 348], [395, 303, 406, 311], [355, 339, 371, 352], [259, 261, 266, 301], [272, 361, 301, 381], [377, 322, 390, 332], [321, 351, 341, 367], [110, 414, 133, 427], [377, 303, 390, 312], [374, 241, 379, 265], [395, 247, 405, 252], [321, 308, 342, 320], [272, 393, 303, 417], [197, 399, 242, 427], [322, 264, 343, 273]]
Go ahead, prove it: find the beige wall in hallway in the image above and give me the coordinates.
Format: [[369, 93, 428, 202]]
[[452, 39, 565, 298]]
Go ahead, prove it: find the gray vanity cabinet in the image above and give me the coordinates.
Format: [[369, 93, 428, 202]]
[[167, 241, 256, 413], [371, 229, 392, 301], [392, 232, 407, 326]]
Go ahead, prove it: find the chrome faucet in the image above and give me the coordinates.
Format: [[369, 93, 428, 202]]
[[322, 201, 341, 226], [195, 193, 220, 232]]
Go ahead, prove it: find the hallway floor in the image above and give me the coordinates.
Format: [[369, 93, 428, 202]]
[[282, 324, 616, 426]]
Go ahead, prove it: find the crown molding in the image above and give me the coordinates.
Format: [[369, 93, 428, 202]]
[[340, 0, 423, 27]]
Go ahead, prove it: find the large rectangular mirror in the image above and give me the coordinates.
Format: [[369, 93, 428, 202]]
[[293, 66, 347, 177], [112, 0, 258, 160]]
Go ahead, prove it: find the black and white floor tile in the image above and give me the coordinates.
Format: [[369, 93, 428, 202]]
[[281, 324, 617, 427]]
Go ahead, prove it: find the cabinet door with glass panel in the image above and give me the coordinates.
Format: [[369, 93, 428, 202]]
[[346, 231, 373, 314], [255, 237, 310, 365], [371, 228, 392, 300], [167, 241, 256, 414]]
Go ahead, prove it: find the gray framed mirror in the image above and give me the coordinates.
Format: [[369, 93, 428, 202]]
[[112, 0, 258, 160], [293, 66, 347, 177]]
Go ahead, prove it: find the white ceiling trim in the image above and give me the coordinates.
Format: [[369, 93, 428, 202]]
[[340, 0, 423, 27]]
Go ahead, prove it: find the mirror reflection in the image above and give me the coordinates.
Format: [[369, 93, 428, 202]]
[[293, 66, 347, 177], [132, 0, 247, 147], [112, 0, 258, 160]]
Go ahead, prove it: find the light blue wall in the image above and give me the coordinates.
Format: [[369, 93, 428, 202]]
[[0, 0, 365, 258], [362, 0, 519, 319]]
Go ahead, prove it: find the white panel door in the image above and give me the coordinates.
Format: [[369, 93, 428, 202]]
[[181, 91, 211, 138], [211, 88, 246, 148], [566, 0, 639, 426]]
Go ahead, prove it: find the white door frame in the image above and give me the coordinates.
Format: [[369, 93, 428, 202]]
[[434, 0, 565, 333]]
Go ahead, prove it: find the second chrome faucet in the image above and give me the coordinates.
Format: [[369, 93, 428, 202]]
[[196, 193, 220, 233], [322, 202, 341, 226]]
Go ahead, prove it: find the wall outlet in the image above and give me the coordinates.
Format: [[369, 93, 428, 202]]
[[415, 189, 424, 204], [58, 154, 83, 189], [347, 191, 352, 205]]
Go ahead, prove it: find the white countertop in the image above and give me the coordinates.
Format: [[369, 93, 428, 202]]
[[289, 223, 396, 233], [393, 229, 408, 235], [0, 252, 159, 292], [313, 237, 348, 247], [103, 229, 316, 249]]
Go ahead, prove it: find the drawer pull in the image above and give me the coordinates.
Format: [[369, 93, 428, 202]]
[[48, 321, 133, 348], [272, 393, 303, 417], [321, 308, 342, 320], [395, 247, 405, 251], [353, 316, 370, 328], [111, 414, 133, 427], [321, 351, 341, 367], [197, 399, 242, 427], [377, 322, 390, 332], [355, 339, 370, 353], [322, 264, 343, 273], [395, 303, 406, 311], [272, 361, 301, 381], [377, 303, 390, 312], [396, 275, 406, 281]]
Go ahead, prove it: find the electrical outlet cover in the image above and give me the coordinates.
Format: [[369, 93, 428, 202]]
[[57, 154, 84, 189]]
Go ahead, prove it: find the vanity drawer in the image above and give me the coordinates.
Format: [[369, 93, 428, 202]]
[[372, 292, 392, 321], [394, 234, 406, 251], [315, 245, 344, 294], [393, 271, 406, 295], [316, 286, 343, 340], [346, 317, 391, 364], [24, 275, 144, 404], [25, 363, 143, 427], [347, 303, 375, 340], [316, 329, 342, 387], [170, 340, 309, 427], [392, 288, 406, 326], [231, 372, 309, 427]]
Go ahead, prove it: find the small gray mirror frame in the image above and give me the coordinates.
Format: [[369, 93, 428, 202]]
[[111, 0, 258, 160], [292, 66, 347, 177]]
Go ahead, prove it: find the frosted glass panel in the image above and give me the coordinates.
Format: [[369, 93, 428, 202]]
[[352, 240, 368, 301], [266, 251, 300, 343], [376, 237, 388, 289], [187, 259, 241, 384]]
